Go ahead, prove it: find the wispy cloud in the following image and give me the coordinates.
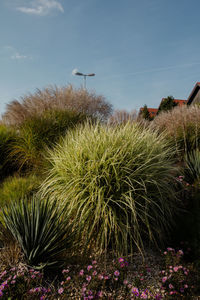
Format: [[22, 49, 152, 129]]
[[17, 0, 64, 16], [11, 52, 32, 60], [100, 62, 200, 81], [2, 46, 32, 60]]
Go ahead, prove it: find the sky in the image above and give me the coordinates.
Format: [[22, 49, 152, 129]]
[[1, 0, 200, 115]]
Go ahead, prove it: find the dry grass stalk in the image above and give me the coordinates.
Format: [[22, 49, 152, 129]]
[[108, 109, 138, 125], [0, 225, 24, 269], [2, 85, 112, 126], [150, 105, 200, 155]]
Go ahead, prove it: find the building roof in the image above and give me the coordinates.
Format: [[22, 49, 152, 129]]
[[187, 82, 200, 105], [161, 98, 187, 106], [139, 107, 158, 117], [173, 99, 187, 105]]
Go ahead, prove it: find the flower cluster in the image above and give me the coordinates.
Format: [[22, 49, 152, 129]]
[[0, 253, 196, 299], [56, 258, 163, 299], [161, 248, 194, 298], [0, 266, 47, 299]]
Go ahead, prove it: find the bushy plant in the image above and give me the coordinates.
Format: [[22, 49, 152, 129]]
[[2, 85, 112, 126], [2, 196, 74, 269], [0, 175, 40, 208], [40, 122, 179, 256], [0, 125, 17, 180], [151, 105, 200, 158], [9, 109, 88, 171]]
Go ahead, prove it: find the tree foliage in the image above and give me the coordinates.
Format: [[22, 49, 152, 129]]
[[157, 96, 177, 114], [140, 105, 152, 120]]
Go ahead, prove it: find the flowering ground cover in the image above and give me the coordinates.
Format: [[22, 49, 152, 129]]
[[0, 247, 199, 299]]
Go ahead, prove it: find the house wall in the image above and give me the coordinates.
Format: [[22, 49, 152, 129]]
[[191, 89, 200, 104]]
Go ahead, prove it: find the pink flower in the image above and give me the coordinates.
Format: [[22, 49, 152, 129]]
[[177, 250, 184, 256], [11, 280, 16, 284], [118, 258, 124, 263], [86, 275, 91, 282], [140, 292, 147, 299], [132, 287, 139, 296], [114, 277, 118, 281], [184, 284, 188, 289], [79, 269, 84, 276], [87, 265, 93, 271], [98, 274, 104, 280], [114, 270, 120, 276], [173, 266, 179, 272], [164, 251, 167, 255], [66, 276, 71, 281], [169, 284, 174, 289], [62, 269, 69, 274], [92, 270, 97, 276], [58, 287, 64, 294], [120, 263, 125, 268], [162, 276, 168, 283], [104, 275, 109, 280], [170, 291, 175, 295], [123, 280, 128, 285], [92, 260, 97, 265], [97, 291, 103, 297], [167, 247, 174, 251]]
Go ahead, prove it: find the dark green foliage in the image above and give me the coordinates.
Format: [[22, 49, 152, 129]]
[[0, 125, 17, 181], [171, 150, 200, 258], [3, 197, 73, 269], [157, 96, 177, 114], [0, 175, 40, 208], [9, 109, 88, 172], [140, 105, 151, 120]]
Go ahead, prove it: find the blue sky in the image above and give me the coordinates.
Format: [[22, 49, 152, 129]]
[[1, 0, 200, 115]]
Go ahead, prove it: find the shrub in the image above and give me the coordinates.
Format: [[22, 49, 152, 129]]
[[40, 122, 179, 257], [2, 196, 74, 269], [9, 109, 88, 171], [151, 105, 200, 158], [0, 175, 40, 208], [2, 85, 112, 126], [0, 125, 17, 180]]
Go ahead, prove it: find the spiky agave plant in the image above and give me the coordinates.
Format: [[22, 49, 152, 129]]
[[40, 122, 179, 257], [2, 196, 74, 269]]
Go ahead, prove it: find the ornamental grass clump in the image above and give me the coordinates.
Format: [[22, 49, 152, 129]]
[[151, 105, 200, 158], [41, 122, 178, 256]]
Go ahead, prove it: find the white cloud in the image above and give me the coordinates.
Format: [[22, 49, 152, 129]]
[[17, 0, 64, 16], [1, 46, 32, 60], [11, 52, 31, 60]]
